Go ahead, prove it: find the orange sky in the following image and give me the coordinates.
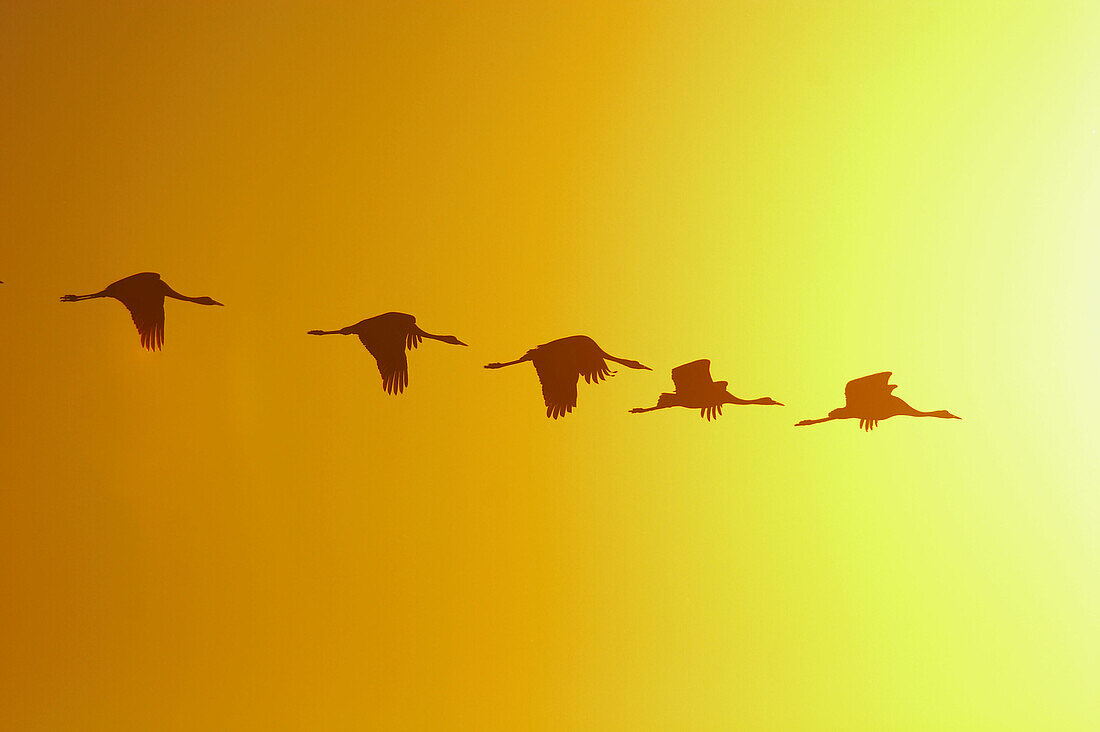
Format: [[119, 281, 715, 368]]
[[2, 2, 1098, 729]]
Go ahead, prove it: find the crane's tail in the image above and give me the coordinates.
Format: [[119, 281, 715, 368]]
[[656, 392, 679, 408], [630, 393, 677, 413]]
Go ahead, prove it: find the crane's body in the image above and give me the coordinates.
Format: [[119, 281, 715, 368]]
[[60, 272, 223, 350], [631, 359, 783, 420], [485, 334, 650, 419], [308, 311, 466, 394], [795, 371, 961, 431]]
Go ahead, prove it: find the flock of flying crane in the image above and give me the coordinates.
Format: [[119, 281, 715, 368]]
[[41, 271, 962, 430]]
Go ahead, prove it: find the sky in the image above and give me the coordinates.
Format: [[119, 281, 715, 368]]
[[1, 1, 1098, 729]]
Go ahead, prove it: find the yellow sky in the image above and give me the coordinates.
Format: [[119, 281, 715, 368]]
[[2, 2, 1098, 729]]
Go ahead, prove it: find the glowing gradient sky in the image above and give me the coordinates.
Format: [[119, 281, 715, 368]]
[[1, 2, 1098, 729]]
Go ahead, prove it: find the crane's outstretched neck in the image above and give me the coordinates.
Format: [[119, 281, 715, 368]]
[[163, 286, 222, 306], [910, 408, 961, 419], [604, 354, 652, 370], [891, 397, 961, 420], [413, 326, 467, 346], [727, 396, 784, 406]]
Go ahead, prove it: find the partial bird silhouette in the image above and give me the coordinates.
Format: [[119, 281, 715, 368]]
[[60, 272, 223, 350], [630, 359, 783, 421], [485, 335, 651, 419], [795, 371, 961, 431], [308, 312, 467, 394]]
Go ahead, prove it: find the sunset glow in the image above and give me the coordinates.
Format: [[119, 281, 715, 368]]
[[2, 2, 1098, 729]]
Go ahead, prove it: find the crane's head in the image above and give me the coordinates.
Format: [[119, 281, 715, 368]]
[[755, 397, 784, 406], [438, 335, 467, 346], [195, 296, 223, 306]]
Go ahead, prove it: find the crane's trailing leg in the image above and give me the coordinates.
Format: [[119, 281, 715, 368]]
[[630, 392, 678, 414], [629, 405, 669, 413], [484, 356, 531, 369], [795, 416, 838, 427]]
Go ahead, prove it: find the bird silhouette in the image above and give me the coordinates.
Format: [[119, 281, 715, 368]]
[[60, 272, 223, 350], [308, 312, 467, 394], [795, 371, 961, 431], [630, 359, 783, 421], [485, 335, 651, 419]]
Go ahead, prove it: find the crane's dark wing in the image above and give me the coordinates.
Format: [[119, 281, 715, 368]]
[[671, 359, 713, 393], [119, 291, 165, 351], [580, 361, 612, 385], [113, 272, 162, 289], [359, 334, 409, 394], [577, 349, 613, 386], [844, 371, 894, 407], [534, 361, 580, 419], [386, 313, 423, 351]]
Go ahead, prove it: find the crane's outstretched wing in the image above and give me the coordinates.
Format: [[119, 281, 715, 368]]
[[671, 359, 713, 394], [359, 335, 409, 394], [535, 362, 580, 419], [572, 340, 613, 386], [119, 292, 165, 351], [579, 354, 613, 385], [844, 371, 894, 407], [399, 314, 423, 350]]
